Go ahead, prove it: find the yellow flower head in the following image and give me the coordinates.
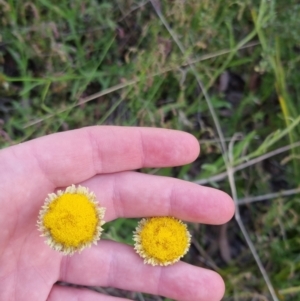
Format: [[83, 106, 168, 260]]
[[133, 216, 191, 266], [37, 185, 106, 255]]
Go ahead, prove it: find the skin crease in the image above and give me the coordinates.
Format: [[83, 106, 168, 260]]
[[0, 126, 235, 301]]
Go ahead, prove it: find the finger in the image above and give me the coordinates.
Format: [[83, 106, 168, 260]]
[[83, 171, 234, 224], [48, 285, 130, 301], [1, 126, 199, 189], [0, 127, 199, 243], [59, 241, 225, 301]]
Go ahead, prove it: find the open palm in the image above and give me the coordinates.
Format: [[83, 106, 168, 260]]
[[0, 126, 234, 301]]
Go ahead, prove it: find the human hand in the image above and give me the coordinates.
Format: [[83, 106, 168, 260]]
[[0, 126, 234, 301]]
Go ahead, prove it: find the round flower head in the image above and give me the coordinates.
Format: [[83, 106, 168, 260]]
[[37, 185, 106, 255], [133, 216, 191, 266]]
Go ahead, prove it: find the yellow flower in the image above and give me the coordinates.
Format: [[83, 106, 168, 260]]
[[37, 185, 105, 255], [133, 216, 191, 266]]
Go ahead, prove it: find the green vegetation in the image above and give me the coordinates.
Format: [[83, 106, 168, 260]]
[[1, 0, 300, 300]]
